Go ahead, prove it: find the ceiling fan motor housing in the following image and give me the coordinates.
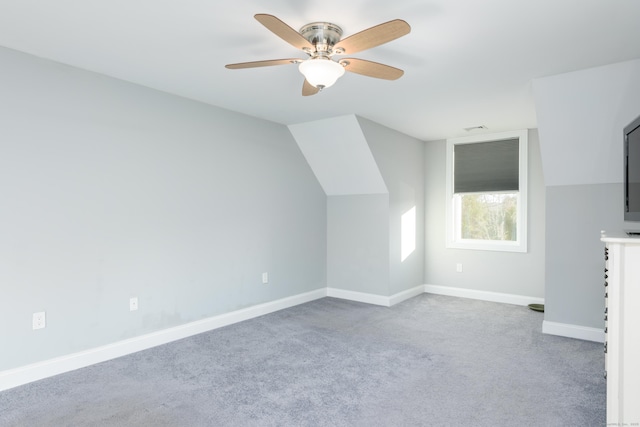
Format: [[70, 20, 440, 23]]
[[299, 22, 343, 54]]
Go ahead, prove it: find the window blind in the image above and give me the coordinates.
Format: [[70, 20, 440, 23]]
[[454, 138, 519, 193]]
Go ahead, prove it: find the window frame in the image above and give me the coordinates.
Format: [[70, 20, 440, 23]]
[[445, 130, 528, 253]]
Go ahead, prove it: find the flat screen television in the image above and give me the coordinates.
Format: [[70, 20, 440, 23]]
[[624, 113, 640, 221]]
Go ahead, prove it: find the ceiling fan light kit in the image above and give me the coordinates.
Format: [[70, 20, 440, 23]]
[[298, 57, 345, 90], [225, 14, 410, 96]]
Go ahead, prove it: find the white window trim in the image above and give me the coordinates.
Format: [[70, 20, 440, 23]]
[[445, 130, 528, 253]]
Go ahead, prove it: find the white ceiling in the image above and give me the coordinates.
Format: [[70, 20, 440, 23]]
[[1, 0, 639, 141]]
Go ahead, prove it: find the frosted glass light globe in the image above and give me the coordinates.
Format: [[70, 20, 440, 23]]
[[299, 59, 345, 89]]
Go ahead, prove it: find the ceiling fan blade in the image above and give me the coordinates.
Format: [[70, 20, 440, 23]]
[[225, 58, 302, 69], [254, 14, 314, 51], [340, 58, 404, 80], [302, 79, 320, 96], [334, 19, 410, 55]]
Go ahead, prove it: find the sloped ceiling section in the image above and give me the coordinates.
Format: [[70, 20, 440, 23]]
[[288, 115, 388, 196], [532, 58, 640, 187]]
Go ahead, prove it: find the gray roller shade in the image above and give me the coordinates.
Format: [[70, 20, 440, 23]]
[[454, 138, 519, 193]]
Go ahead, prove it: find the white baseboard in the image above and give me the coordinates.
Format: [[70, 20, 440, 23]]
[[0, 284, 566, 392], [542, 320, 605, 343], [0, 288, 326, 392], [424, 284, 544, 307], [388, 285, 427, 306], [326, 287, 390, 306], [424, 285, 603, 343], [326, 285, 426, 307]]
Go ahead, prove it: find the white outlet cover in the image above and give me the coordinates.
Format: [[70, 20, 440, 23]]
[[262, 272, 269, 284], [129, 297, 138, 311], [32, 311, 46, 330]]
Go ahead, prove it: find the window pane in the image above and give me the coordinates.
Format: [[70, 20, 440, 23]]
[[460, 193, 517, 241]]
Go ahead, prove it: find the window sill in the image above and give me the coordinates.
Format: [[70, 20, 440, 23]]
[[446, 239, 527, 253]]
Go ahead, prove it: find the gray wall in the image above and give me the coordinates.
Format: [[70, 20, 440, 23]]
[[533, 59, 640, 331], [297, 115, 425, 298], [0, 47, 327, 371], [545, 184, 623, 328], [358, 118, 425, 295], [327, 194, 390, 295], [424, 129, 545, 299]]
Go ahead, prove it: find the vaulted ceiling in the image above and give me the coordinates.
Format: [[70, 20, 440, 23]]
[[1, 0, 639, 141]]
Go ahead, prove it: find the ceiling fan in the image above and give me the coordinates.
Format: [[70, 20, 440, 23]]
[[225, 14, 411, 96]]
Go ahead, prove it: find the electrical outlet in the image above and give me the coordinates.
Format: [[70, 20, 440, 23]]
[[130, 297, 138, 311], [456, 263, 463, 273], [262, 272, 269, 284], [33, 312, 46, 330]]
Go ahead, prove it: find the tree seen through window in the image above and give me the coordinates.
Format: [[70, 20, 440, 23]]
[[459, 192, 517, 241]]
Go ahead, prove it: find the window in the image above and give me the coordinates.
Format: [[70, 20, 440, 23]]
[[445, 130, 528, 252]]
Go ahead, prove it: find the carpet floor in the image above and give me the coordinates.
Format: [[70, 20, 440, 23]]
[[0, 294, 605, 426]]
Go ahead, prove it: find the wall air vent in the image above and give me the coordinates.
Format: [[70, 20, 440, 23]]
[[463, 125, 488, 132]]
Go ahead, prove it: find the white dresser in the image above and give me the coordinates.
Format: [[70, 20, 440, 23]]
[[601, 231, 640, 425]]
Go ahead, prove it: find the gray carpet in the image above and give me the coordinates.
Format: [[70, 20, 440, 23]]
[[0, 294, 605, 426]]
